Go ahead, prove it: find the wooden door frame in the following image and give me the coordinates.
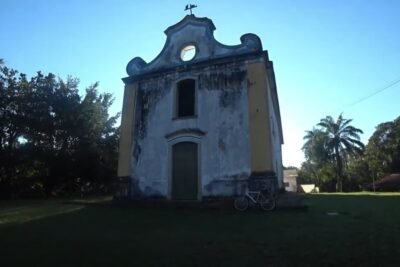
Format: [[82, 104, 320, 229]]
[[167, 136, 202, 201]]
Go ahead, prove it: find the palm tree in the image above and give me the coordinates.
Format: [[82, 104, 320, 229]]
[[302, 128, 330, 162], [318, 114, 364, 191], [302, 128, 330, 187]]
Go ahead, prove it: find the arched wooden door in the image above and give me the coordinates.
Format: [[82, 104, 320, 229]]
[[172, 142, 198, 200]]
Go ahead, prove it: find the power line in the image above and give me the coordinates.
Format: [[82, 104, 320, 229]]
[[345, 77, 400, 109]]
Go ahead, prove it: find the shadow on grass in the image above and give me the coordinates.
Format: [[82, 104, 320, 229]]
[[1, 193, 399, 267]]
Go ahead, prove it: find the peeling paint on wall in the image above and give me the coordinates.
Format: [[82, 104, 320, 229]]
[[129, 61, 252, 198]]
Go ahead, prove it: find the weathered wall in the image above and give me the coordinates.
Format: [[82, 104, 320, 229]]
[[130, 62, 251, 198], [265, 70, 284, 188], [245, 59, 284, 195], [117, 83, 137, 177], [247, 60, 274, 173], [118, 15, 283, 199], [126, 15, 263, 77]]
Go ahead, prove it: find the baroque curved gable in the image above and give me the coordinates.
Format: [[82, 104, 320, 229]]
[[126, 15, 263, 76]]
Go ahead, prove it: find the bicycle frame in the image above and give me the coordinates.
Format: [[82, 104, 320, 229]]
[[234, 188, 276, 211], [245, 190, 263, 204]]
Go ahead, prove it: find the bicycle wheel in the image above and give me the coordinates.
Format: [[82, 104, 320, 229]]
[[234, 196, 249, 211], [260, 195, 276, 211]]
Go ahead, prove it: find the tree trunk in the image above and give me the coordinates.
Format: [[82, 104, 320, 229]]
[[334, 145, 343, 192]]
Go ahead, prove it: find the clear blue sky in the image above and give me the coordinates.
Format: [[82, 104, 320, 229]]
[[1, 0, 400, 167]]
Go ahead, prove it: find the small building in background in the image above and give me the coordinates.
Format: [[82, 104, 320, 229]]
[[299, 184, 319, 193], [365, 173, 400, 191], [283, 169, 298, 192]]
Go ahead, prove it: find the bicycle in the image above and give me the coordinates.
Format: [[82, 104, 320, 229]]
[[234, 189, 276, 211]]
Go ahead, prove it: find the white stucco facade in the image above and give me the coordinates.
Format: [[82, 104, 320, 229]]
[[131, 67, 251, 198], [116, 15, 284, 200]]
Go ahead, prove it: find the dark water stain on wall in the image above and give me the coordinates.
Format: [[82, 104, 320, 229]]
[[132, 76, 172, 164], [137, 78, 172, 139], [203, 173, 249, 196], [198, 67, 247, 110], [131, 64, 249, 183], [219, 89, 243, 109], [198, 70, 247, 91]]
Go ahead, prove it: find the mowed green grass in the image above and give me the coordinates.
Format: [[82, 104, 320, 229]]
[[1, 193, 400, 267]]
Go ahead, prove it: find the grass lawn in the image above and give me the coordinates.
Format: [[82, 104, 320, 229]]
[[1, 193, 400, 267]]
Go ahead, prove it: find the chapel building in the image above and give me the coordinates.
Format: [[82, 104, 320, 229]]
[[116, 15, 284, 200]]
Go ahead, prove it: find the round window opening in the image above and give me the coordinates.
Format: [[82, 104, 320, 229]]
[[180, 45, 196, 61]]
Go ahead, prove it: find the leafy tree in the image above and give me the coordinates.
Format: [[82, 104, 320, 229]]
[[365, 117, 400, 180], [303, 129, 329, 162], [298, 161, 317, 184], [0, 66, 30, 196], [0, 63, 119, 198], [298, 159, 336, 191], [301, 128, 334, 188], [72, 83, 120, 195], [345, 154, 372, 191]]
